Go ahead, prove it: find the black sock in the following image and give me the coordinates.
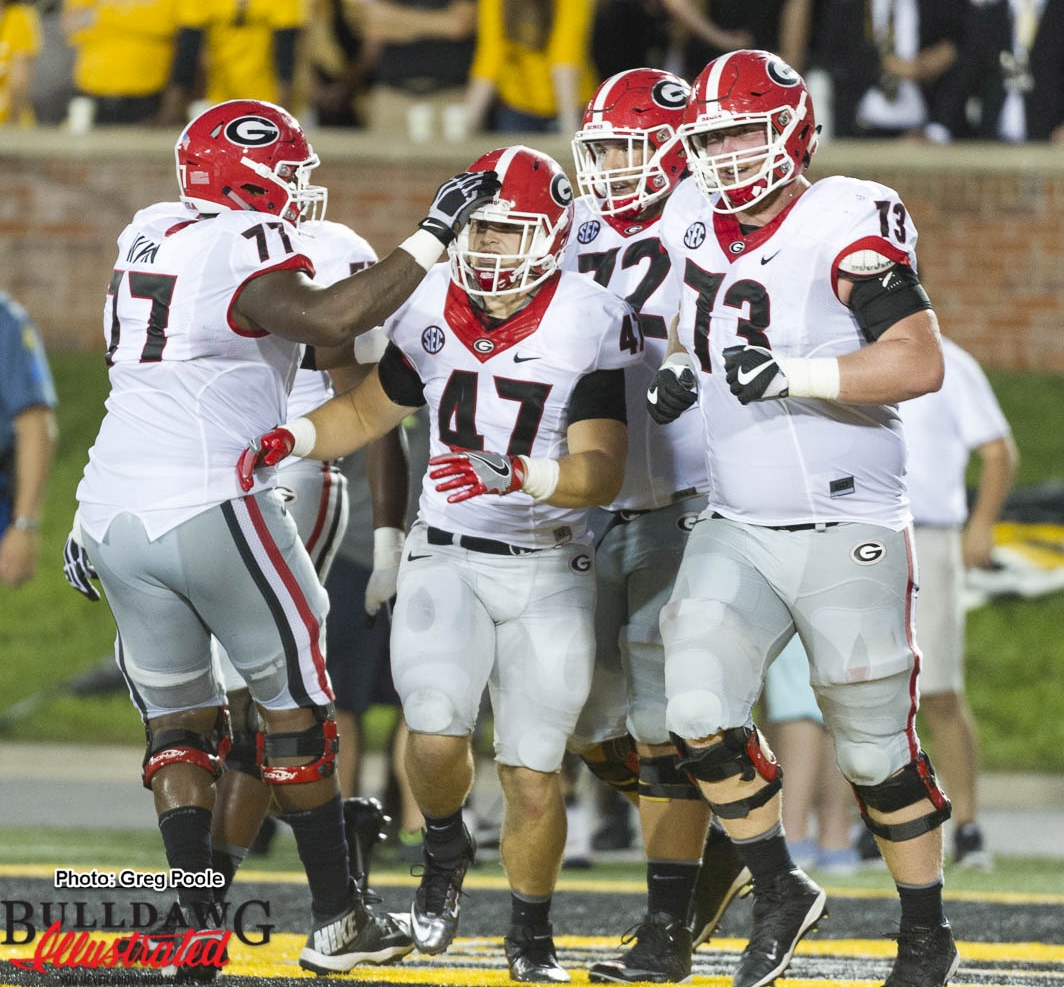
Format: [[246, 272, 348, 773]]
[[423, 809, 467, 859], [510, 892, 551, 931], [284, 794, 353, 918], [897, 880, 946, 929], [158, 806, 214, 908], [733, 823, 794, 888], [646, 860, 700, 922], [210, 841, 248, 896]]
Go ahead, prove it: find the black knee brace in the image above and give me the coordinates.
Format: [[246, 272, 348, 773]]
[[673, 726, 782, 819], [258, 704, 338, 785], [580, 735, 640, 796], [142, 707, 232, 789], [638, 753, 702, 801], [225, 696, 264, 780], [852, 750, 952, 842]]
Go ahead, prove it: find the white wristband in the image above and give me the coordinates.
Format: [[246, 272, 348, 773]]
[[372, 526, 406, 566], [776, 357, 841, 400], [398, 228, 445, 272], [517, 456, 560, 501], [284, 417, 317, 458]]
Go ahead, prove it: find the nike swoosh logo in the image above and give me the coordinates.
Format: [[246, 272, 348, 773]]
[[406, 552, 431, 561], [736, 363, 774, 385], [647, 387, 659, 404], [760, 250, 781, 265], [468, 454, 508, 475], [513, 353, 540, 363]]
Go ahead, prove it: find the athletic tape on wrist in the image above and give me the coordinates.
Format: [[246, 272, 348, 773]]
[[399, 228, 446, 272], [518, 456, 560, 501], [776, 357, 841, 400], [372, 526, 406, 566], [285, 417, 317, 458]]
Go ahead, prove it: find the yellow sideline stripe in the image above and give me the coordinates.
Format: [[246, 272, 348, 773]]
[[2, 931, 1064, 986], [2, 863, 1063, 906]]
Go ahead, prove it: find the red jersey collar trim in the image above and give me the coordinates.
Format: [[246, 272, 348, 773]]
[[444, 274, 561, 363], [712, 192, 803, 262]]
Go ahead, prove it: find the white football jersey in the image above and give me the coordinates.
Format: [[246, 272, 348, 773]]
[[288, 220, 379, 423], [562, 197, 709, 511], [660, 175, 920, 530], [384, 265, 641, 548], [77, 202, 319, 541]]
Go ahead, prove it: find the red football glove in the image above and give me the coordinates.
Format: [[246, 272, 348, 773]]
[[236, 427, 296, 492], [428, 450, 527, 503]]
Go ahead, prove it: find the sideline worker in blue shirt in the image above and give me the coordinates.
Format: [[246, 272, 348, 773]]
[[0, 291, 57, 587]]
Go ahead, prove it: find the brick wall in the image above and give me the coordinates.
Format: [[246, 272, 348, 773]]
[[2, 130, 1062, 372]]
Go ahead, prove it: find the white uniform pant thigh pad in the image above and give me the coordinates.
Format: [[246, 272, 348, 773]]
[[391, 526, 597, 772], [86, 494, 332, 717], [661, 516, 795, 738]]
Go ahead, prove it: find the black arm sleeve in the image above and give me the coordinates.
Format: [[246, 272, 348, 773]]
[[568, 368, 627, 425], [169, 28, 203, 89], [377, 342, 426, 408], [273, 28, 300, 85], [847, 264, 933, 343]]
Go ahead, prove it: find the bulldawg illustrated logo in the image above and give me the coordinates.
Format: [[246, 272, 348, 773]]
[[3, 898, 274, 975]]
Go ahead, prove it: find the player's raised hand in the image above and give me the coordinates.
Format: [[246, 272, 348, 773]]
[[647, 353, 699, 424], [429, 450, 526, 503], [419, 170, 502, 246], [723, 344, 790, 404], [63, 532, 100, 602], [236, 427, 296, 492]]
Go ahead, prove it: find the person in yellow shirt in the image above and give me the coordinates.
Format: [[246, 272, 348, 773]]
[[160, 0, 307, 125], [0, 0, 42, 127], [465, 0, 597, 135], [61, 0, 179, 125]]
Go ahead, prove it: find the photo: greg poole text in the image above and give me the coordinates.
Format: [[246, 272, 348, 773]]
[[53, 869, 225, 892]]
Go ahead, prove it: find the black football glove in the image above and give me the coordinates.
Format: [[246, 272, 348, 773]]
[[419, 170, 502, 247], [63, 532, 100, 602], [723, 344, 790, 405], [647, 357, 699, 424]]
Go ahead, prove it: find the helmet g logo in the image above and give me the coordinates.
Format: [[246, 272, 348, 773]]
[[550, 173, 573, 207], [652, 79, 689, 109], [224, 116, 281, 147], [766, 59, 801, 87]]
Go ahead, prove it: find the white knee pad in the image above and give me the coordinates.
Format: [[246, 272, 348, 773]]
[[665, 689, 727, 741], [833, 739, 898, 787], [403, 689, 460, 735]]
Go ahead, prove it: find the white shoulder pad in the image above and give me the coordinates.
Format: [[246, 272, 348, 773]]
[[838, 249, 895, 278]]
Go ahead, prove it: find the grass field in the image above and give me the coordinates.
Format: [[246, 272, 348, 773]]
[[1, 350, 1063, 770]]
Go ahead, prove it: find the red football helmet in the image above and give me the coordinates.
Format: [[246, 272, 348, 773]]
[[449, 145, 574, 297], [174, 100, 327, 226], [679, 50, 818, 214], [572, 68, 690, 221]]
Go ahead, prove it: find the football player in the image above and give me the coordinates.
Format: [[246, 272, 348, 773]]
[[237, 144, 642, 983], [563, 67, 751, 983], [63, 98, 498, 977], [649, 50, 956, 987]]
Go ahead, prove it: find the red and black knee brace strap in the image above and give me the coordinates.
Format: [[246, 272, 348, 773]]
[[142, 708, 232, 789], [580, 735, 640, 795], [257, 706, 338, 785], [638, 753, 702, 801], [673, 726, 783, 819], [852, 750, 952, 842]]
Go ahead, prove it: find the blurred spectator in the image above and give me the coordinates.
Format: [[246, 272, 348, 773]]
[[303, 0, 365, 127], [61, 0, 178, 126], [355, 0, 475, 141], [158, 0, 307, 126], [761, 636, 859, 874], [0, 290, 57, 588], [899, 338, 1018, 868], [465, 0, 597, 135], [0, 0, 42, 127], [925, 0, 1064, 143], [589, 0, 755, 79], [820, 0, 965, 138], [672, 0, 815, 79]]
